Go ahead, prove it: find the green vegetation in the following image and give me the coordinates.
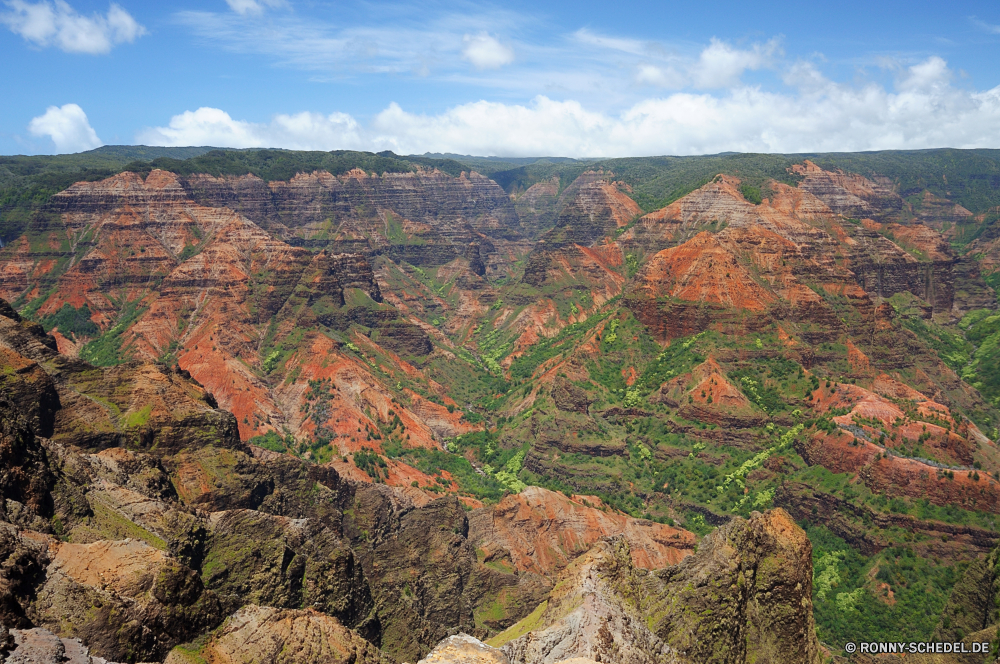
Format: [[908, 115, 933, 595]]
[[739, 183, 763, 205], [806, 524, 967, 652], [79, 299, 147, 366], [353, 447, 388, 481], [121, 149, 467, 183], [247, 430, 296, 453], [40, 302, 98, 339], [386, 435, 508, 502]]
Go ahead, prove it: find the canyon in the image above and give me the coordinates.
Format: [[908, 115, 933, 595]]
[[2, 147, 1000, 662]]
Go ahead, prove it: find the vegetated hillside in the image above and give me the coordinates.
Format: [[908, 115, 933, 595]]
[[3, 146, 1000, 661]]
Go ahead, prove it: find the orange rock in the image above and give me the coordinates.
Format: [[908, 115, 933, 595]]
[[469, 486, 694, 578]]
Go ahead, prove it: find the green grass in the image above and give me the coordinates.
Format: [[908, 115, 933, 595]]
[[124, 404, 152, 429], [79, 299, 148, 366], [486, 600, 548, 647]]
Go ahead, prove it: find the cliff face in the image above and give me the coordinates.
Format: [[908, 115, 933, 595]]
[[522, 173, 638, 288], [480, 509, 819, 664], [646, 509, 821, 664], [182, 168, 524, 275], [0, 170, 485, 469], [791, 160, 903, 221], [468, 486, 694, 578], [621, 176, 863, 342]]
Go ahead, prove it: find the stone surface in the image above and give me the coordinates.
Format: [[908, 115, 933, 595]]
[[468, 486, 694, 578], [164, 605, 386, 664], [417, 634, 510, 664]]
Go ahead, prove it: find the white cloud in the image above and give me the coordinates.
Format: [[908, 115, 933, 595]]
[[461, 32, 514, 69], [225, 0, 284, 16], [572, 28, 647, 56], [1, 0, 145, 54], [635, 64, 685, 88], [971, 17, 1000, 34], [137, 57, 1000, 157], [692, 38, 780, 89], [28, 103, 102, 153], [135, 107, 365, 151]]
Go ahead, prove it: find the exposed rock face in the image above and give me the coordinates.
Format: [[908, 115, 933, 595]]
[[490, 510, 819, 664], [5, 153, 1000, 664], [0, 293, 241, 454], [797, 380, 1000, 511], [791, 160, 902, 221], [182, 169, 523, 274], [417, 634, 511, 664], [933, 546, 1000, 644], [513, 176, 560, 240], [7, 626, 130, 664], [164, 605, 386, 664], [652, 357, 767, 427], [499, 538, 678, 664], [775, 482, 1000, 560], [468, 486, 694, 578], [632, 232, 775, 312], [32, 538, 220, 662], [524, 174, 639, 288], [619, 175, 875, 341], [645, 509, 821, 664], [200, 508, 377, 637], [0, 170, 483, 457]]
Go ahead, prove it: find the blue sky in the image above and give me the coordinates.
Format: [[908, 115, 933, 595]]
[[3, 0, 1000, 156]]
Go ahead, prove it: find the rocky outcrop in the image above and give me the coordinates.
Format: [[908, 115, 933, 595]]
[[164, 605, 386, 664], [790, 160, 902, 221], [200, 509, 377, 637], [182, 169, 522, 272], [416, 634, 512, 664], [645, 509, 821, 664], [498, 537, 677, 664], [488, 510, 819, 664], [6, 626, 130, 664], [31, 538, 220, 662], [469, 486, 694, 578]]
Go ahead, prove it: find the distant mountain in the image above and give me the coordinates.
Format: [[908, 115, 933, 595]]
[[83, 144, 224, 161]]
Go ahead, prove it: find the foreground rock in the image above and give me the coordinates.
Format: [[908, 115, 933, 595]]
[[414, 634, 601, 664], [487, 509, 820, 664], [5, 626, 134, 664], [415, 634, 510, 664], [164, 605, 385, 664]]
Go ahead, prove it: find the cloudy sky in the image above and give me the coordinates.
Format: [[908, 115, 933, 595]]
[[3, 0, 1000, 157]]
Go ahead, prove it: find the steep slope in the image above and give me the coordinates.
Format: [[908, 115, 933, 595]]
[[0, 171, 499, 499], [485, 510, 819, 664], [182, 168, 526, 275]]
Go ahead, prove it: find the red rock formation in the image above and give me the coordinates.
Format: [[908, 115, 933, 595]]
[[632, 231, 775, 311], [790, 160, 902, 221], [652, 357, 767, 427], [468, 486, 694, 578]]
